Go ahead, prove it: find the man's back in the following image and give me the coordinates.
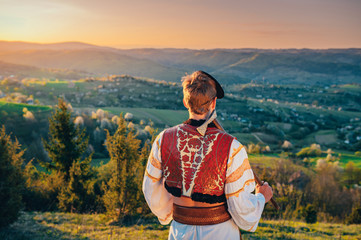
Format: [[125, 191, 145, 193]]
[[142, 71, 272, 240]]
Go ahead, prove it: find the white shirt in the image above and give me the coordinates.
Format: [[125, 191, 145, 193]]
[[142, 130, 265, 239]]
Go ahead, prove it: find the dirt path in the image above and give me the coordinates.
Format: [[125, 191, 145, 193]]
[[252, 133, 265, 144]]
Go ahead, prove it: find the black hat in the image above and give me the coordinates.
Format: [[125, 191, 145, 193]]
[[199, 71, 224, 99]]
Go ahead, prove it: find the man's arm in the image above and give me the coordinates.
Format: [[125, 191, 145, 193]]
[[142, 131, 173, 225], [225, 139, 272, 232]]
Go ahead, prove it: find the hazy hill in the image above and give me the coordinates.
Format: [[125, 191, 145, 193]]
[[120, 48, 361, 85], [0, 41, 102, 51], [0, 48, 185, 81], [0, 60, 87, 79], [1, 41, 360, 85]]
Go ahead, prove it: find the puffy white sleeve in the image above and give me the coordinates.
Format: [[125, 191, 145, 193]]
[[225, 139, 265, 232], [142, 131, 173, 225]]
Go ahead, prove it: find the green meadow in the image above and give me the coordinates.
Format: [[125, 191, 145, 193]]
[[0, 100, 52, 114], [102, 107, 188, 127]]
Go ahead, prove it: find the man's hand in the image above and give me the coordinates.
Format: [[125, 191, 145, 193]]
[[256, 181, 273, 203]]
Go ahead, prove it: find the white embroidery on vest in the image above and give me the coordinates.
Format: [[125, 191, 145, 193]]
[[176, 126, 219, 197]]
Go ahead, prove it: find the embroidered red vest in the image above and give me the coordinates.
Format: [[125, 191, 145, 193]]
[[161, 124, 234, 203]]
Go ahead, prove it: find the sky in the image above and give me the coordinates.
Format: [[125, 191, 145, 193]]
[[0, 0, 360, 49]]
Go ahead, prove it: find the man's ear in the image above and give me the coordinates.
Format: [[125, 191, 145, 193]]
[[211, 97, 217, 110], [183, 98, 188, 109]]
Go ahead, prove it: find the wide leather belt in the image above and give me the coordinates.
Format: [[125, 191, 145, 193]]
[[173, 203, 231, 225]]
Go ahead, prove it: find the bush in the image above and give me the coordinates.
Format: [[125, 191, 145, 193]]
[[346, 207, 361, 224], [0, 126, 25, 228], [304, 204, 317, 224], [247, 143, 261, 154], [102, 114, 142, 221], [296, 144, 322, 158]]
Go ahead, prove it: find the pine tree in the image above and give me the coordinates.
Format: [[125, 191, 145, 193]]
[[137, 141, 151, 214], [42, 98, 94, 212], [102, 114, 141, 222], [0, 125, 24, 228], [137, 124, 157, 214], [58, 156, 95, 213], [42, 98, 89, 181]]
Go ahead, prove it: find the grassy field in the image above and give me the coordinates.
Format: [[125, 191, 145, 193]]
[[337, 151, 361, 168], [1, 212, 360, 240], [233, 132, 259, 144], [302, 130, 338, 146], [0, 100, 52, 114], [339, 84, 361, 93], [102, 107, 188, 127]]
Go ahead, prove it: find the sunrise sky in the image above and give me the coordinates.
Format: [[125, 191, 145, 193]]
[[0, 0, 360, 49]]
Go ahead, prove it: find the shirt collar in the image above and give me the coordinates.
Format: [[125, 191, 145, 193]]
[[183, 118, 216, 128]]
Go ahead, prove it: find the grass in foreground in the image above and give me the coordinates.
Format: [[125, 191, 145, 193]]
[[242, 219, 361, 240], [0, 212, 168, 240], [1, 212, 360, 240]]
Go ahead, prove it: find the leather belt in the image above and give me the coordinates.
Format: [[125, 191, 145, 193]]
[[173, 203, 231, 225]]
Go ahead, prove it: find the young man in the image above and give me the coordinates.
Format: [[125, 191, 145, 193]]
[[143, 71, 273, 240]]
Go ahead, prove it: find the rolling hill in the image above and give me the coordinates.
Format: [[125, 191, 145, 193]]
[[0, 60, 87, 79], [0, 48, 185, 81], [0, 40, 360, 85]]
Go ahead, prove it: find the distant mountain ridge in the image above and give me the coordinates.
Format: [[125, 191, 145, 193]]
[[0, 41, 103, 51], [0, 40, 360, 85], [0, 60, 88, 79]]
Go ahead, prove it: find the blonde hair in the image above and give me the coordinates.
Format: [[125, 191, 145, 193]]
[[182, 71, 217, 115]]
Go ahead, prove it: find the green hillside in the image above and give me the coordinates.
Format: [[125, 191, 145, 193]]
[[103, 107, 188, 126], [0, 101, 52, 114]]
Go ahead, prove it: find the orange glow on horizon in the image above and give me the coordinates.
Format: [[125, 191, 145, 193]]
[[0, 0, 360, 49]]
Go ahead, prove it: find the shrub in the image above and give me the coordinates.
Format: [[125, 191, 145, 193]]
[[346, 207, 361, 224], [247, 143, 261, 154], [296, 144, 322, 158], [22, 161, 63, 211], [304, 204, 317, 224], [102, 114, 142, 222], [0, 126, 25, 228]]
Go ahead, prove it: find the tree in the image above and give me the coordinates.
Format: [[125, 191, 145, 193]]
[[42, 98, 89, 181], [308, 160, 351, 219], [57, 157, 95, 213], [343, 161, 361, 186], [102, 114, 141, 222], [296, 143, 322, 158], [42, 98, 94, 212], [247, 143, 261, 154], [0, 126, 24, 228]]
